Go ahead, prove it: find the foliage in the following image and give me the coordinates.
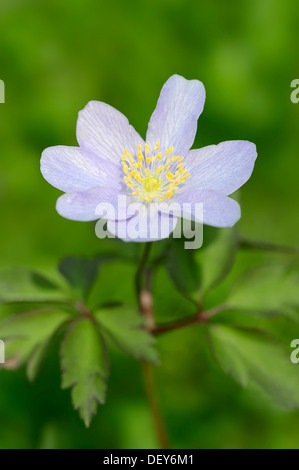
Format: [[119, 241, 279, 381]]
[[1, 229, 299, 430]]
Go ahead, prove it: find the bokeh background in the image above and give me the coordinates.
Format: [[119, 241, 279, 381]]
[[0, 0, 299, 449]]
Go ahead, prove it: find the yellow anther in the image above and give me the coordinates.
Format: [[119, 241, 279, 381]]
[[165, 191, 174, 199], [145, 168, 149, 174], [137, 151, 144, 159], [155, 141, 160, 151], [178, 156, 184, 162], [165, 146, 174, 156], [177, 163, 183, 168], [165, 165, 170, 170], [138, 144, 142, 150], [144, 143, 149, 156], [159, 197, 163, 201], [157, 153, 162, 160]]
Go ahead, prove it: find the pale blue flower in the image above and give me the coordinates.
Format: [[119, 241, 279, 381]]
[[41, 75, 257, 241]]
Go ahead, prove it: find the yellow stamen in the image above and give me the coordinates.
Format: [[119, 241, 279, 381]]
[[121, 144, 190, 201]]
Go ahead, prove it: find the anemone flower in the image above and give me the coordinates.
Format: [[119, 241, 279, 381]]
[[41, 75, 257, 242]]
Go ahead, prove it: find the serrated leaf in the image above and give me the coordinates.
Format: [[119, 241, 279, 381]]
[[208, 324, 299, 409], [198, 228, 238, 295], [58, 255, 114, 302], [0, 309, 70, 369], [227, 264, 299, 318], [0, 268, 68, 304], [95, 306, 159, 364], [166, 238, 199, 301], [60, 318, 108, 427]]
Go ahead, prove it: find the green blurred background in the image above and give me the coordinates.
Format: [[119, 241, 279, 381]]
[[0, 0, 299, 449]]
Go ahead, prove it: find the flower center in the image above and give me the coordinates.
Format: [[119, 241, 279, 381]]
[[121, 141, 190, 201]]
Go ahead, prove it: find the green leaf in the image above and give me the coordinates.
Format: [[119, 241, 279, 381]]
[[60, 317, 108, 427], [0, 309, 70, 369], [95, 306, 159, 364], [58, 255, 114, 302], [88, 260, 136, 309], [26, 340, 52, 382], [166, 238, 200, 301], [0, 268, 68, 304], [197, 228, 238, 296], [208, 324, 299, 409], [227, 264, 299, 318]]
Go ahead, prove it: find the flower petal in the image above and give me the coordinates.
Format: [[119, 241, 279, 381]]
[[146, 74, 205, 156], [107, 205, 178, 242], [41, 146, 121, 192], [56, 187, 130, 222], [184, 141, 257, 196], [159, 189, 241, 228], [77, 101, 144, 163]]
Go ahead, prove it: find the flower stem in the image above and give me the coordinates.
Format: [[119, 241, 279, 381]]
[[149, 305, 227, 335], [136, 242, 170, 449], [135, 242, 156, 329], [141, 361, 170, 450], [135, 242, 153, 308]]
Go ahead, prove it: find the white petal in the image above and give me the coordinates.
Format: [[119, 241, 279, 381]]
[[77, 101, 144, 163], [41, 145, 121, 192], [159, 189, 241, 228], [146, 75, 205, 156], [107, 205, 178, 242], [56, 187, 128, 222], [184, 141, 257, 195]]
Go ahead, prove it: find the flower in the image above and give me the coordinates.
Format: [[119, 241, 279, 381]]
[[41, 74, 257, 242]]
